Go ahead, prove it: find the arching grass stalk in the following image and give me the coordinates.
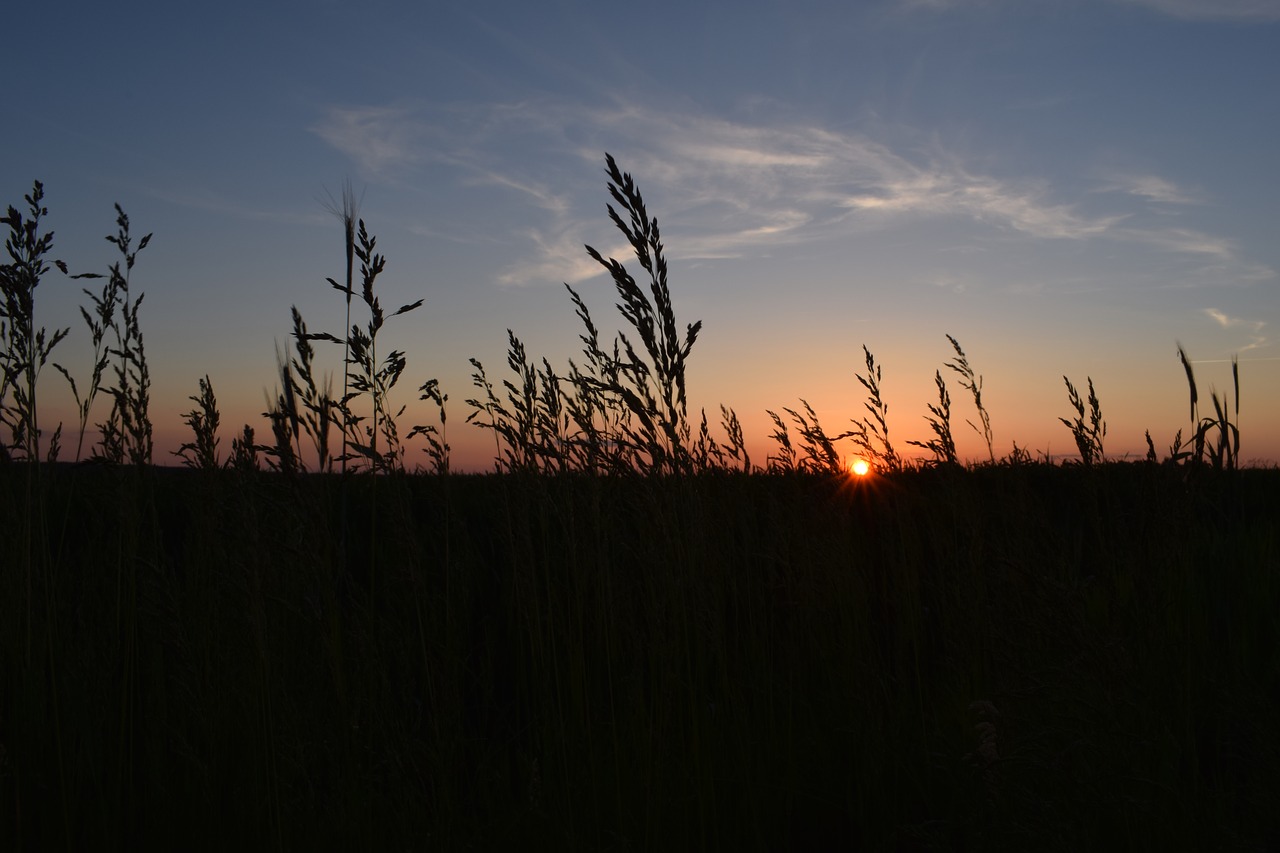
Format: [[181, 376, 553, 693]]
[[850, 345, 900, 471], [473, 154, 736, 474], [765, 409, 797, 472], [1175, 344, 1240, 469], [907, 370, 957, 466], [270, 306, 339, 473], [768, 401, 850, 474], [945, 334, 994, 463], [262, 351, 301, 475], [465, 331, 570, 473], [465, 331, 540, 472], [563, 283, 629, 473], [718, 405, 749, 472], [582, 153, 703, 474], [1203, 362, 1240, 470]]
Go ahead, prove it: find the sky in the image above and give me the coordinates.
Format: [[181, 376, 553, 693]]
[[5, 0, 1279, 470]]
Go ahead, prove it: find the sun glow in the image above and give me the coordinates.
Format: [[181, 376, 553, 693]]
[[849, 458, 871, 477]]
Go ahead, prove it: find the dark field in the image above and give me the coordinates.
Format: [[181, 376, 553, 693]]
[[4, 157, 1277, 850], [3, 463, 1277, 850]]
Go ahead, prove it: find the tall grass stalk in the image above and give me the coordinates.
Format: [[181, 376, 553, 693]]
[[945, 334, 994, 463], [174, 375, 221, 470], [1176, 345, 1240, 470], [907, 370, 957, 466], [408, 377, 449, 474], [716, 405, 749, 472], [466, 333, 535, 472], [562, 283, 629, 473], [850, 345, 900, 471], [1, 181, 64, 702], [1, 181, 68, 464], [765, 409, 798, 472], [768, 401, 850, 474], [56, 255, 120, 463], [56, 204, 153, 464], [3, 188, 157, 847], [321, 181, 361, 612], [262, 347, 302, 475], [1059, 375, 1105, 466], [340, 219, 422, 472], [92, 205, 153, 465], [466, 331, 575, 473], [323, 180, 360, 476], [582, 153, 702, 474], [467, 155, 751, 475], [275, 306, 338, 472], [320, 212, 425, 611]]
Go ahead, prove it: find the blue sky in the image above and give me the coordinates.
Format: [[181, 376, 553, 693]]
[[6, 0, 1279, 467]]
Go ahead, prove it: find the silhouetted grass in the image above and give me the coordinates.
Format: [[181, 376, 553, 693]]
[[3, 160, 1278, 852], [1, 181, 67, 463], [3, 464, 1278, 850], [1059, 374, 1106, 467]]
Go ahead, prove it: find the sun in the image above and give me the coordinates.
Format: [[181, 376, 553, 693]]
[[849, 458, 871, 477]]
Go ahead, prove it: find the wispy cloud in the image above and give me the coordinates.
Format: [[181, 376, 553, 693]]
[[1096, 173, 1198, 205], [898, 0, 1280, 20], [1127, 227, 1236, 259], [1006, 93, 1077, 111], [581, 107, 1121, 242], [496, 226, 608, 286], [463, 170, 570, 216], [313, 99, 1122, 242], [311, 105, 425, 177], [311, 98, 1271, 290], [892, 0, 990, 10], [140, 184, 327, 226], [1115, 0, 1280, 21], [1205, 307, 1268, 351]]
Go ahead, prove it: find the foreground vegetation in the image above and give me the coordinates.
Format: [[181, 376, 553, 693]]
[[3, 158, 1276, 849], [3, 462, 1278, 850]]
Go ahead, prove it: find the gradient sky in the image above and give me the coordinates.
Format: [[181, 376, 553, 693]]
[[6, 0, 1279, 469]]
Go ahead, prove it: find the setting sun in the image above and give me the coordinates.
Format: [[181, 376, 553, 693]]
[[849, 458, 870, 476]]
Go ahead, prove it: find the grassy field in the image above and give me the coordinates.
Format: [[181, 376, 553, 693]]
[[3, 158, 1278, 850], [2, 463, 1278, 850]]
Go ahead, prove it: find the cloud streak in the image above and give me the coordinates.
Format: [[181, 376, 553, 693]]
[[1205, 307, 1268, 352], [1116, 0, 1280, 21], [140, 184, 328, 226], [1096, 173, 1198, 206], [897, 0, 1280, 20], [312, 98, 1271, 290], [311, 105, 426, 178]]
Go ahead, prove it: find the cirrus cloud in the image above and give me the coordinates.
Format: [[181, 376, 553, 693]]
[[311, 97, 1273, 292]]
